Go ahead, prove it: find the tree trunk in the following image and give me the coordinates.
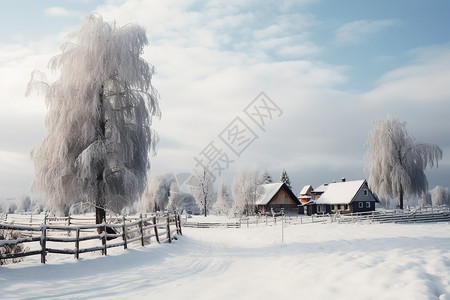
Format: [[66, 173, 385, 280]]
[[96, 84, 106, 233], [399, 185, 404, 210]]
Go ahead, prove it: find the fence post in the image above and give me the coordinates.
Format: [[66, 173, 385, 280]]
[[174, 213, 179, 234], [75, 228, 80, 259], [40, 225, 47, 264], [67, 213, 71, 227], [30, 213, 33, 225], [177, 214, 182, 235], [166, 216, 172, 243], [153, 216, 160, 244], [139, 214, 144, 247], [103, 223, 107, 255], [122, 216, 127, 250]]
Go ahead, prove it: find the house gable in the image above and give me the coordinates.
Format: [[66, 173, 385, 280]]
[[256, 183, 300, 214], [351, 181, 380, 204]]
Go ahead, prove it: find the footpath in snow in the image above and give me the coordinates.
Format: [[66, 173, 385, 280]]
[[1, 219, 450, 299]]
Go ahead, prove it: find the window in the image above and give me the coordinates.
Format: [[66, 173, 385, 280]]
[[358, 202, 363, 208], [344, 204, 348, 210], [364, 189, 368, 196], [366, 202, 370, 208]]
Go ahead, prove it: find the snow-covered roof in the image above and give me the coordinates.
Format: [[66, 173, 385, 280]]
[[255, 183, 284, 205], [299, 185, 312, 195], [315, 180, 366, 205], [313, 184, 329, 193]]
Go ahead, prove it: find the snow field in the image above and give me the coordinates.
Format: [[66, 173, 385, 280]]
[[1, 220, 450, 299]]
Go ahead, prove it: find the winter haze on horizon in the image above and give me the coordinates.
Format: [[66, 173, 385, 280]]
[[0, 0, 449, 201]]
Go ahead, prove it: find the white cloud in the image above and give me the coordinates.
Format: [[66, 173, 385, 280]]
[[1, 0, 449, 199], [334, 19, 398, 45], [45, 7, 83, 18], [362, 45, 450, 103]]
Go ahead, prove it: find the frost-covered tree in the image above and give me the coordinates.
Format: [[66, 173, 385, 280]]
[[213, 183, 233, 216], [166, 181, 198, 214], [232, 168, 260, 216], [27, 14, 160, 224], [365, 116, 442, 209], [280, 169, 292, 190], [141, 174, 175, 213], [16, 195, 31, 213], [259, 171, 273, 184], [430, 186, 450, 206], [6, 202, 17, 214], [418, 191, 431, 207], [191, 167, 215, 217]]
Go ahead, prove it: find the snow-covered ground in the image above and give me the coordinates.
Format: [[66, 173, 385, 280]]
[[2, 217, 450, 299]]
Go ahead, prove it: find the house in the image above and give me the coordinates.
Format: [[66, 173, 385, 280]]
[[298, 185, 313, 204], [310, 183, 329, 200], [304, 179, 380, 216], [256, 182, 302, 214]]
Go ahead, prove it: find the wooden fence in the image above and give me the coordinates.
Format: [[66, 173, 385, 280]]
[[182, 206, 450, 228], [337, 208, 450, 224], [0, 213, 182, 264]]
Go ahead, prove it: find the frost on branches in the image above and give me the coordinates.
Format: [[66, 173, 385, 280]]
[[213, 183, 233, 216], [191, 167, 215, 217], [232, 168, 260, 216], [430, 186, 450, 206], [27, 14, 160, 221], [365, 116, 442, 209]]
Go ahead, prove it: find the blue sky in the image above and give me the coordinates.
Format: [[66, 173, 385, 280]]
[[1, 0, 449, 203]]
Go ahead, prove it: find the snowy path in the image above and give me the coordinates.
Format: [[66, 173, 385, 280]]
[[2, 222, 450, 299]]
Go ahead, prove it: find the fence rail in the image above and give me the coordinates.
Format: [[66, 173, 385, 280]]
[[0, 213, 182, 264], [182, 206, 450, 228], [338, 208, 450, 224]]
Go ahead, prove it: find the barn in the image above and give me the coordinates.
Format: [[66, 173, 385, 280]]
[[304, 179, 380, 215], [256, 182, 302, 214]]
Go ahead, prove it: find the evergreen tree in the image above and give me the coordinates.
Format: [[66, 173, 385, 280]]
[[259, 171, 273, 184], [280, 169, 292, 190]]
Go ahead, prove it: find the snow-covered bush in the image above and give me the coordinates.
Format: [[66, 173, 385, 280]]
[[430, 186, 450, 206], [213, 183, 233, 216], [0, 230, 29, 265]]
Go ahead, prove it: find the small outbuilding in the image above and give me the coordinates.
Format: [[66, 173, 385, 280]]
[[256, 182, 302, 214], [304, 179, 379, 215]]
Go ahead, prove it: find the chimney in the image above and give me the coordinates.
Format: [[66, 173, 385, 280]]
[[341, 177, 346, 182]]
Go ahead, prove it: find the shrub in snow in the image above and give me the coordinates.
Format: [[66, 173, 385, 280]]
[[0, 230, 29, 265]]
